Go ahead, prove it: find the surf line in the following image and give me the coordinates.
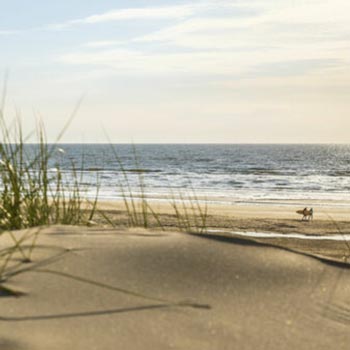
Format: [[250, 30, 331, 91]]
[[207, 230, 350, 242]]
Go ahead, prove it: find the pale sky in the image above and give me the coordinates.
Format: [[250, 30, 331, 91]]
[[1, 0, 350, 143]]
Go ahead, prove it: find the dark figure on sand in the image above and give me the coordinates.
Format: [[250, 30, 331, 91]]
[[296, 207, 313, 221]]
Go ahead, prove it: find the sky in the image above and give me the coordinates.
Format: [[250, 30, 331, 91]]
[[0, 0, 350, 143]]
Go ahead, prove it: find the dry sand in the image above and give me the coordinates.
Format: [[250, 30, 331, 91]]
[[95, 200, 350, 235], [1, 224, 350, 350]]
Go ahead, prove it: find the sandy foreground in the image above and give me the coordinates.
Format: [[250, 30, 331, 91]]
[[1, 220, 350, 349]]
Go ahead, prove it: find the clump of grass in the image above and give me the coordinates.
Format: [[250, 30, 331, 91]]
[[100, 143, 208, 233], [169, 181, 209, 234], [0, 95, 98, 284], [101, 142, 163, 230], [0, 118, 96, 231]]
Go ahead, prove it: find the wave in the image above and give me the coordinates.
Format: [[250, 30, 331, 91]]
[[328, 171, 350, 177], [125, 168, 163, 173], [234, 169, 287, 176]]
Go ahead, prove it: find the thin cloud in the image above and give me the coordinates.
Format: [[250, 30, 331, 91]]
[[56, 0, 350, 84], [58, 46, 344, 77], [135, 1, 350, 48], [47, 1, 246, 30], [83, 41, 122, 48], [50, 4, 197, 30]]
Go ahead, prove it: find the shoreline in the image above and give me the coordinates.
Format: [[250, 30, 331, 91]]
[[85, 191, 350, 209], [94, 198, 350, 223]]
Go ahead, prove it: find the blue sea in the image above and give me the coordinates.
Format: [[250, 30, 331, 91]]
[[44, 144, 350, 207]]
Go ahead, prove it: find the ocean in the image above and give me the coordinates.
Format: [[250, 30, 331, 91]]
[[43, 144, 350, 207]]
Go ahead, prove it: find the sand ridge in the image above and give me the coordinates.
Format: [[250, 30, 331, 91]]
[[1, 226, 350, 349]]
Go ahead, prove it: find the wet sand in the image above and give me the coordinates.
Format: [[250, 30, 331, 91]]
[[1, 225, 350, 349]]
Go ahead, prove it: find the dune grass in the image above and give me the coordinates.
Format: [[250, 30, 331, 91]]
[[169, 185, 208, 234], [98, 143, 209, 233], [0, 123, 209, 285], [0, 112, 209, 286], [0, 121, 96, 231], [0, 99, 99, 283], [98, 143, 164, 230], [0, 119, 207, 284]]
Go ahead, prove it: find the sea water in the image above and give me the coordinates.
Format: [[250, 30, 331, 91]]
[[37, 144, 350, 207]]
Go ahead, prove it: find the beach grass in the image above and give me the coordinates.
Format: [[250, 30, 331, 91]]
[[0, 99, 97, 282], [100, 143, 209, 233], [0, 106, 210, 285], [102, 143, 166, 230], [168, 182, 208, 234], [0, 120, 96, 231], [0, 127, 210, 285]]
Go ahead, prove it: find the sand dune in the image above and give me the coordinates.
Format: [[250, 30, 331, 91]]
[[1, 226, 350, 349]]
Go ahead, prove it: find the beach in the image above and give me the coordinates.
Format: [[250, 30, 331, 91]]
[[94, 200, 350, 262], [1, 201, 350, 349], [3, 0, 350, 347], [2, 143, 350, 347]]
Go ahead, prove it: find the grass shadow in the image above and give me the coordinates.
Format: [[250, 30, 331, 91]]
[[0, 302, 210, 322]]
